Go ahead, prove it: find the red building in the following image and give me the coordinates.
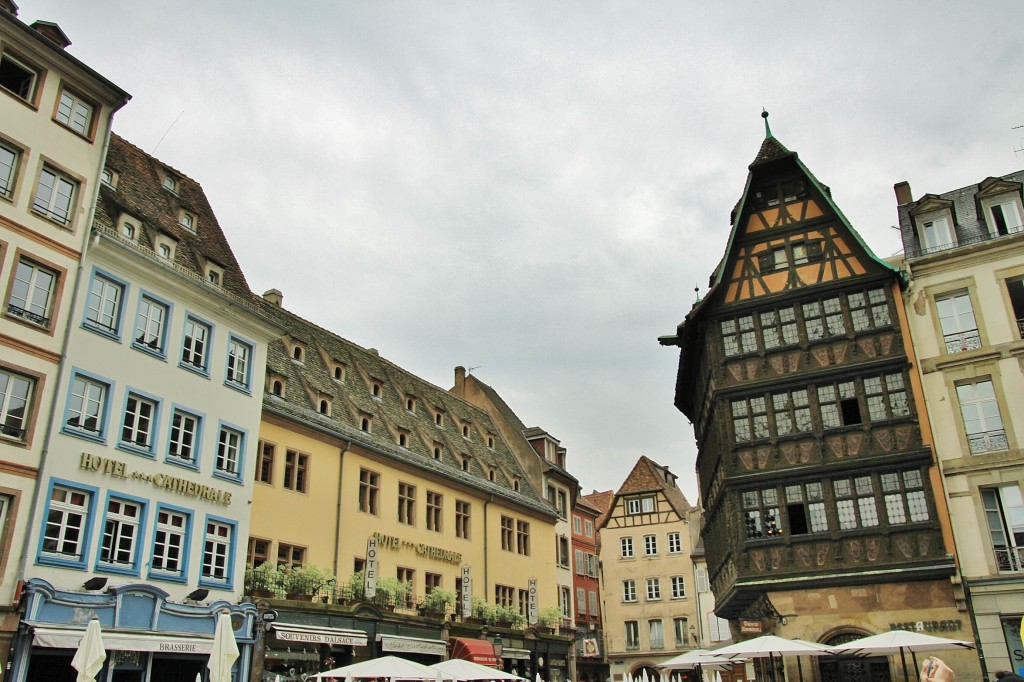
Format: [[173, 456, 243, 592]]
[[572, 496, 606, 682]]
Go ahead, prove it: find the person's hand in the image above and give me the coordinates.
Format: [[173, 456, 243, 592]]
[[921, 657, 955, 682]]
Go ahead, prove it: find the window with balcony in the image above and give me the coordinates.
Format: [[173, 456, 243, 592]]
[[983, 486, 1024, 572], [0, 140, 20, 199], [8, 257, 57, 328], [918, 215, 956, 253], [956, 379, 1008, 454], [32, 166, 77, 226], [0, 367, 34, 443], [648, 619, 665, 649], [985, 197, 1023, 236], [936, 291, 981, 353], [1007, 277, 1024, 340]]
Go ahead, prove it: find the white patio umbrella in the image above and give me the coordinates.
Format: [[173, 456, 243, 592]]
[[207, 612, 239, 682], [315, 655, 455, 680], [430, 658, 527, 680], [71, 618, 106, 682], [658, 648, 737, 682], [713, 634, 832, 682], [830, 630, 974, 682]]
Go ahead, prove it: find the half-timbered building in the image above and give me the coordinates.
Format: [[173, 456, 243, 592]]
[[660, 117, 978, 681]]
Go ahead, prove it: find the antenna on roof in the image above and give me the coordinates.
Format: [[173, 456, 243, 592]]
[[467, 366, 481, 375], [152, 110, 185, 156]]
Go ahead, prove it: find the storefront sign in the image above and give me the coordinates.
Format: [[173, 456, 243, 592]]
[[365, 536, 378, 598], [890, 620, 963, 633], [528, 578, 538, 625], [502, 648, 531, 660], [277, 630, 363, 646], [461, 566, 473, 618], [79, 453, 232, 506], [372, 532, 462, 564], [582, 639, 599, 657], [739, 620, 762, 634], [379, 635, 447, 656]]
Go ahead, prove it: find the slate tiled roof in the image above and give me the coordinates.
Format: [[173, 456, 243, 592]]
[[896, 170, 1024, 257], [615, 455, 691, 518], [748, 135, 795, 168], [94, 134, 252, 300], [255, 298, 555, 518]]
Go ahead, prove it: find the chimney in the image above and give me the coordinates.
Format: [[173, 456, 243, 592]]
[[262, 288, 283, 306], [30, 21, 71, 48], [454, 366, 467, 396], [894, 181, 913, 206], [1, 0, 19, 17]]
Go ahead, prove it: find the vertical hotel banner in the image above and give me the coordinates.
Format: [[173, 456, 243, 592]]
[[461, 566, 473, 618], [364, 536, 378, 598], [528, 578, 538, 625]]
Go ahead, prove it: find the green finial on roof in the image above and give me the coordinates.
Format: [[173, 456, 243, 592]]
[[762, 109, 773, 138]]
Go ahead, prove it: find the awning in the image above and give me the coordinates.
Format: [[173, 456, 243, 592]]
[[32, 626, 214, 654], [501, 647, 531, 661], [271, 623, 368, 647], [378, 634, 447, 656], [450, 638, 497, 667]]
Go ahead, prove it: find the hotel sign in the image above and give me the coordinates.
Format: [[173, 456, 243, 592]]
[[365, 536, 378, 598], [372, 532, 462, 565], [80, 453, 232, 505], [461, 566, 473, 618], [528, 578, 538, 625]]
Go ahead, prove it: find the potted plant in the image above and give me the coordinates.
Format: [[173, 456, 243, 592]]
[[343, 571, 366, 603], [285, 564, 334, 600], [420, 588, 456, 618], [245, 561, 284, 598], [470, 596, 495, 624], [373, 577, 411, 610], [494, 604, 526, 629], [537, 606, 562, 632]]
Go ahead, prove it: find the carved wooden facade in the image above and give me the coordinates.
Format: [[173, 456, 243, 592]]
[[663, 131, 956, 623]]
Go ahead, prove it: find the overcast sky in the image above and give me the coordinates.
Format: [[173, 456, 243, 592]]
[[30, 1, 1024, 503]]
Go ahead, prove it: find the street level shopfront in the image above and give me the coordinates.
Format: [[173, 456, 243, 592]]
[[11, 579, 256, 682]]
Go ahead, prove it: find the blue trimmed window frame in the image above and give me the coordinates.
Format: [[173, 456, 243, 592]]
[[62, 368, 114, 443], [213, 420, 246, 484], [199, 513, 236, 590], [224, 333, 255, 394], [82, 267, 129, 340], [179, 313, 214, 377], [37, 478, 98, 570], [94, 490, 148, 577], [147, 502, 192, 584], [166, 404, 204, 472], [131, 290, 173, 359], [116, 387, 161, 458]]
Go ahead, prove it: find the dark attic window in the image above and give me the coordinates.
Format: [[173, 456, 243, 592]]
[[272, 380, 282, 396]]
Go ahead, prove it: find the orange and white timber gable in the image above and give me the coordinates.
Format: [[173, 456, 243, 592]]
[[716, 144, 888, 305], [603, 489, 681, 529]]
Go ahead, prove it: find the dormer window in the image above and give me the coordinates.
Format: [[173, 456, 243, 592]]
[[271, 379, 283, 396], [406, 396, 416, 412], [291, 343, 305, 363], [154, 234, 177, 261], [333, 364, 345, 382], [360, 415, 372, 433], [432, 443, 442, 460], [512, 479, 520, 492], [398, 431, 409, 447], [205, 263, 223, 286], [462, 423, 470, 438], [371, 381, 382, 399], [319, 397, 331, 416], [162, 173, 178, 193], [101, 168, 117, 188], [461, 455, 470, 472], [488, 468, 495, 482], [121, 222, 135, 239], [435, 411, 444, 427], [983, 196, 1023, 237], [487, 435, 495, 449], [179, 210, 196, 230]]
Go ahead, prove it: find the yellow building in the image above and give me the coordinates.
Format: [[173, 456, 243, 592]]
[[597, 457, 700, 682], [248, 291, 567, 681]]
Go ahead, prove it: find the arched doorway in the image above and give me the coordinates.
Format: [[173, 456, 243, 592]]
[[628, 665, 662, 682], [819, 632, 892, 682]]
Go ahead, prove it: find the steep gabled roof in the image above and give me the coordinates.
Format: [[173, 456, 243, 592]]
[[255, 298, 555, 518], [615, 455, 691, 518]]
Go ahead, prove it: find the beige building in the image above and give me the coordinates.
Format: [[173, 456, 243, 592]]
[[597, 456, 699, 682], [895, 172, 1024, 678], [0, 1, 128, 668]]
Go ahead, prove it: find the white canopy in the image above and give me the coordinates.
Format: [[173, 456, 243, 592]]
[[315, 656, 456, 680], [829, 631, 974, 656], [430, 659, 527, 681], [712, 635, 833, 659], [657, 650, 737, 671]]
